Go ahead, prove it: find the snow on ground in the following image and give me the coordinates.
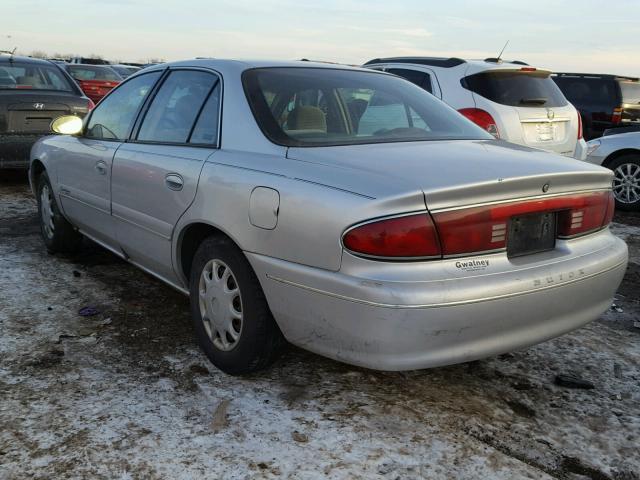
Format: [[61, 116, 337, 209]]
[[1, 172, 639, 479]]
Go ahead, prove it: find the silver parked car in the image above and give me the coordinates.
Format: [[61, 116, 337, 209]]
[[30, 59, 628, 375], [585, 131, 640, 210]]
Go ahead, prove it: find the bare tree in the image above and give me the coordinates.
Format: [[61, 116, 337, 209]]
[[29, 50, 48, 59]]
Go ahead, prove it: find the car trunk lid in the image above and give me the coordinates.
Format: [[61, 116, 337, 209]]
[[0, 91, 85, 134], [286, 140, 612, 210], [77, 79, 119, 102]]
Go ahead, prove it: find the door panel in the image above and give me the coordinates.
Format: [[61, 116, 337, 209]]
[[111, 144, 214, 282], [57, 137, 120, 248]]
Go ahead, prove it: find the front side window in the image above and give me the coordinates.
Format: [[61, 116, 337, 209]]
[[85, 71, 161, 140], [464, 70, 568, 108], [243, 67, 489, 147], [137, 70, 218, 144], [0, 63, 74, 91]]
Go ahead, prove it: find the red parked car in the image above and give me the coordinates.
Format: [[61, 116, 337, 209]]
[[64, 64, 122, 104]]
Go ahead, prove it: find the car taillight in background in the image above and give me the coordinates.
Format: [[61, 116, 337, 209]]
[[343, 191, 615, 259], [343, 213, 441, 258], [458, 108, 500, 138], [577, 111, 583, 139], [612, 107, 623, 125]]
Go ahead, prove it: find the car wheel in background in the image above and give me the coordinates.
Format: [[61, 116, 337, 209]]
[[609, 154, 640, 211], [36, 172, 83, 253], [189, 235, 285, 375]]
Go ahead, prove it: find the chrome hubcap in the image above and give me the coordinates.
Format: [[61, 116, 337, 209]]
[[40, 184, 55, 239], [198, 259, 243, 351], [613, 163, 640, 204]]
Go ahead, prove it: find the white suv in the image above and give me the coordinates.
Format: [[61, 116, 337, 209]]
[[364, 57, 587, 160]]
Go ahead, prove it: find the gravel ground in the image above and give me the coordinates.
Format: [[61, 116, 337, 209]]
[[1, 171, 639, 480]]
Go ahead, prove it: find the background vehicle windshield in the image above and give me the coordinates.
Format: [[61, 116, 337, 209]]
[[68, 65, 121, 81], [464, 70, 568, 108], [620, 81, 640, 104], [0, 63, 73, 91], [243, 67, 491, 147]]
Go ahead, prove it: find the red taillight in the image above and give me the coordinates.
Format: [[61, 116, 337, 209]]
[[87, 98, 96, 111], [458, 108, 500, 138], [612, 107, 623, 125], [344, 192, 614, 260], [343, 214, 441, 258], [577, 111, 583, 140]]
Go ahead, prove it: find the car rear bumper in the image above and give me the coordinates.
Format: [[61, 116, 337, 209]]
[[247, 229, 627, 370], [0, 133, 44, 169]]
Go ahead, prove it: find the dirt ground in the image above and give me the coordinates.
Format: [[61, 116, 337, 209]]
[[1, 171, 639, 480]]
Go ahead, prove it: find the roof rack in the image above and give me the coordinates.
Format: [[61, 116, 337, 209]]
[[554, 72, 639, 82], [363, 57, 466, 68]]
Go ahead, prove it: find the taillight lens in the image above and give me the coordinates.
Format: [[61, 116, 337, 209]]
[[577, 111, 583, 140], [344, 192, 614, 260], [458, 108, 500, 138], [433, 191, 615, 255], [343, 214, 441, 258], [87, 98, 96, 111], [612, 107, 623, 125]]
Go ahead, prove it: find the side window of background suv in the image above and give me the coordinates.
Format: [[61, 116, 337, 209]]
[[137, 70, 219, 144], [85, 71, 161, 140], [387, 68, 433, 94]]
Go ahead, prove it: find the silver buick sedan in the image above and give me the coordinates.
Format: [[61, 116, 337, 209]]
[[30, 59, 628, 375]]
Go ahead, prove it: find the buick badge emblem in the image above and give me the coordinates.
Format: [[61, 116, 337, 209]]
[[33, 103, 45, 110], [542, 183, 550, 193], [546, 109, 554, 120]]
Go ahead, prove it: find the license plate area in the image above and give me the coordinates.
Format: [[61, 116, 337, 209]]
[[507, 212, 557, 258], [535, 122, 555, 141]]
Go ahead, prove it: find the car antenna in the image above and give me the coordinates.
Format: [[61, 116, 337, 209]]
[[496, 40, 509, 63]]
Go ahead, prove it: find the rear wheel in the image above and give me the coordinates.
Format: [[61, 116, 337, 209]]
[[189, 235, 285, 375], [609, 154, 640, 211], [36, 172, 83, 254]]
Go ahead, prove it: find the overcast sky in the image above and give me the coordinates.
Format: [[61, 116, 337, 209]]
[[3, 0, 639, 76]]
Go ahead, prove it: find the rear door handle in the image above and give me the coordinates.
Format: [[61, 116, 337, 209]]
[[165, 173, 184, 191], [95, 161, 107, 175]]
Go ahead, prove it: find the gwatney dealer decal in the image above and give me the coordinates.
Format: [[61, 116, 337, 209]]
[[455, 259, 490, 272]]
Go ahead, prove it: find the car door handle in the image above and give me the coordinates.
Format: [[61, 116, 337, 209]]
[[165, 174, 184, 191], [95, 161, 107, 175]]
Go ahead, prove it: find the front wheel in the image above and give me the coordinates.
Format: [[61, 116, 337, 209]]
[[610, 154, 640, 211], [189, 236, 285, 375], [36, 172, 83, 254]]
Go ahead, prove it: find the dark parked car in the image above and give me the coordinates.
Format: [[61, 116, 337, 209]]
[[0, 55, 93, 169], [553, 73, 640, 140], [63, 64, 122, 104]]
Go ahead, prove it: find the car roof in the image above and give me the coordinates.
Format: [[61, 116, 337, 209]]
[[363, 56, 546, 75], [0, 54, 57, 66], [554, 72, 639, 82], [142, 58, 376, 75]]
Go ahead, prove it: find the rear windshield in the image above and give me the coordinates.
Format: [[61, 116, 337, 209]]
[[68, 65, 121, 82], [620, 81, 640, 104], [0, 62, 74, 91], [243, 67, 491, 147], [552, 76, 616, 105], [464, 70, 568, 108]]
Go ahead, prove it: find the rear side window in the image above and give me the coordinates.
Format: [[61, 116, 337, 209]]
[[86, 71, 161, 140], [464, 71, 568, 108], [553, 77, 616, 106], [387, 68, 433, 94], [137, 70, 218, 144], [620, 81, 640, 104]]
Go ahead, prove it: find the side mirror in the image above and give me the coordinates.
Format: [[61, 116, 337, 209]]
[[51, 115, 84, 135]]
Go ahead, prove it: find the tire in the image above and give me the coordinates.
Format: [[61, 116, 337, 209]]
[[36, 172, 83, 254], [608, 154, 640, 212], [189, 235, 285, 375]]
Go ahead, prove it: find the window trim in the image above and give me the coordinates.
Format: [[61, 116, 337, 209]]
[[82, 69, 166, 142], [129, 66, 223, 149]]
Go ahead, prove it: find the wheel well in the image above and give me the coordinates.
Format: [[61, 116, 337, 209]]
[[602, 149, 640, 169], [30, 160, 45, 193], [179, 223, 232, 281]]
